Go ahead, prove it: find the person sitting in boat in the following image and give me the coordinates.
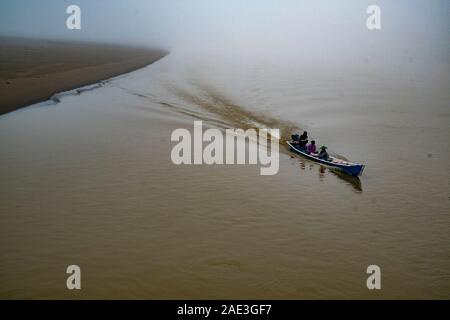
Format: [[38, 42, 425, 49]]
[[318, 146, 330, 161], [306, 140, 317, 154], [298, 131, 308, 150]]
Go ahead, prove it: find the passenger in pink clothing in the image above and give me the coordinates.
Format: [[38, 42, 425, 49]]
[[306, 140, 317, 154]]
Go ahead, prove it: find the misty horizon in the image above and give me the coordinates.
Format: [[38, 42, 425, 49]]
[[1, 0, 449, 73]]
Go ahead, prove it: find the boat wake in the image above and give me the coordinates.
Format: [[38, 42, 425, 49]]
[[112, 79, 301, 155]]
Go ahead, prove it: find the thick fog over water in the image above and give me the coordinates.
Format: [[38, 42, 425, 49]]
[[1, 0, 449, 73]]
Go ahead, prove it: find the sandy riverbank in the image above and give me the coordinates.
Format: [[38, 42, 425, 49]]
[[0, 37, 168, 115]]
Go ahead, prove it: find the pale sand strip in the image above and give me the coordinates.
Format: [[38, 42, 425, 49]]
[[0, 37, 168, 115]]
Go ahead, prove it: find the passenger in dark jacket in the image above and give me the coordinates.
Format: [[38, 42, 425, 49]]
[[298, 131, 308, 150], [318, 146, 330, 160]]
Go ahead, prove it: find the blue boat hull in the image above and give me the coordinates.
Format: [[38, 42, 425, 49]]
[[286, 141, 365, 177]]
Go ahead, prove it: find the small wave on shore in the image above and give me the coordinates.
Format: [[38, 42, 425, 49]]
[[50, 81, 107, 104]]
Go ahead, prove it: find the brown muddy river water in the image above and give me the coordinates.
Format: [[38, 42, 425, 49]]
[[0, 52, 449, 299]]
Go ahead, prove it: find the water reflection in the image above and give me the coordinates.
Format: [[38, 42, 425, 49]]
[[329, 169, 363, 192], [294, 156, 363, 192], [319, 165, 326, 179]]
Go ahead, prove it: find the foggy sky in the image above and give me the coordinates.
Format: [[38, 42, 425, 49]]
[[1, 0, 449, 70]]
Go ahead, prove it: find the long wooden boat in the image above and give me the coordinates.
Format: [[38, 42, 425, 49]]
[[286, 141, 365, 177]]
